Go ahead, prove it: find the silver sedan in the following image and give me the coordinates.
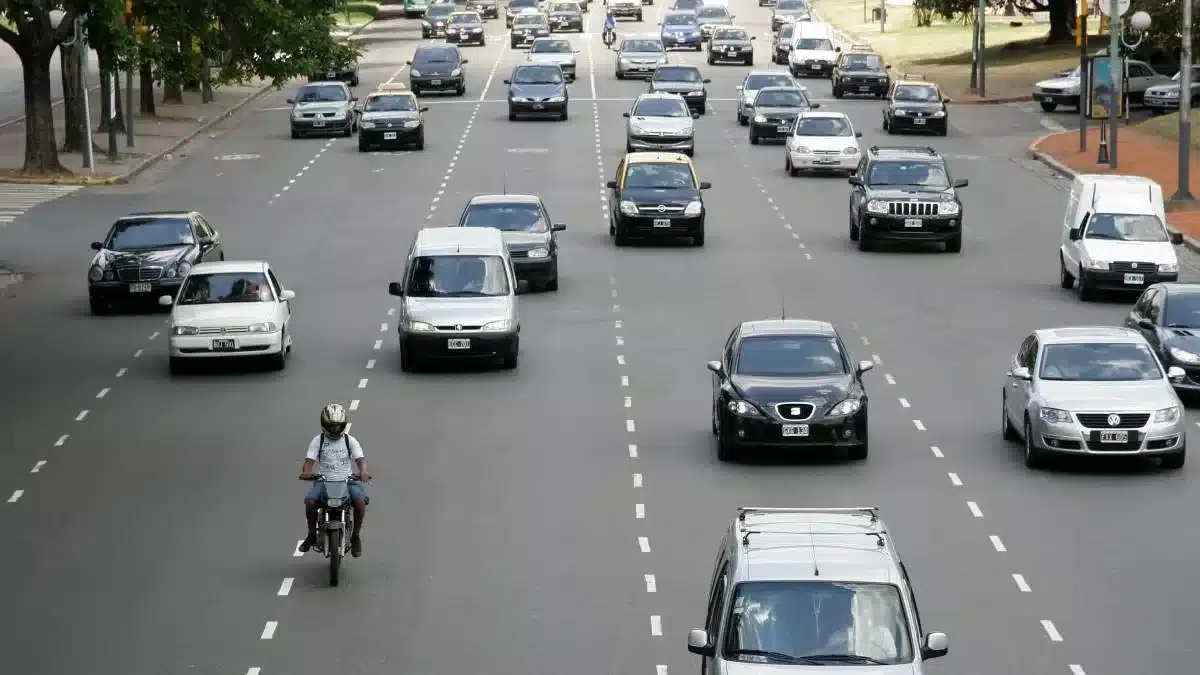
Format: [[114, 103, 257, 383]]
[[1001, 326, 1187, 469]]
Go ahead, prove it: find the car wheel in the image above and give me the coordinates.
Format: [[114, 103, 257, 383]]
[[509, 106, 517, 121], [707, 55, 715, 65], [849, 214, 859, 241], [1001, 392, 1019, 441], [1162, 445, 1186, 469], [715, 414, 737, 461], [1023, 417, 1048, 468], [945, 234, 962, 253], [693, 228, 704, 246], [746, 57, 753, 66], [711, 404, 718, 436], [832, 86, 842, 98], [1040, 101, 1057, 112], [737, 111, 747, 125], [938, 126, 948, 137], [846, 421, 868, 460], [1076, 270, 1094, 301], [786, 155, 797, 177], [399, 342, 415, 373], [635, 12, 642, 20], [89, 297, 110, 315], [544, 273, 559, 291], [291, 129, 301, 139], [456, 84, 466, 96], [749, 130, 758, 145], [350, 76, 359, 87], [616, 71, 625, 80], [271, 332, 289, 371], [1059, 257, 1074, 289], [857, 226, 873, 251], [168, 357, 187, 375], [358, 139, 368, 152], [614, 223, 630, 246], [560, 106, 569, 121], [501, 338, 519, 370]]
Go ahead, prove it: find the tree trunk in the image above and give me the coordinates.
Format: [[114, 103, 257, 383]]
[[60, 45, 82, 153], [1004, 0, 1016, 16], [20, 45, 68, 175], [139, 60, 156, 115], [114, 77, 124, 127], [98, 60, 113, 133], [1047, 0, 1074, 43]]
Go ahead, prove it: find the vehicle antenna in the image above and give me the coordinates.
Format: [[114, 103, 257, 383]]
[[780, 292, 786, 320], [502, 172, 507, 195], [809, 527, 820, 576]]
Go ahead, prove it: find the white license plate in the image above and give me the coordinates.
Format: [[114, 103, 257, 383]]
[[810, 63, 821, 69], [676, 37, 685, 42], [1099, 430, 1129, 443], [913, 118, 927, 125], [447, 338, 471, 350], [653, 218, 671, 228], [431, 79, 442, 85], [782, 424, 810, 437], [212, 338, 236, 351], [313, 121, 325, 127], [1124, 273, 1145, 285], [858, 86, 870, 91], [904, 218, 922, 228], [777, 124, 791, 132], [128, 282, 152, 293], [383, 132, 397, 139], [814, 158, 837, 165]]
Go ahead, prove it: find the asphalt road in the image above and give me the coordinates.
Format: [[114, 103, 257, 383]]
[[1, 6, 1199, 675], [0, 43, 101, 126]]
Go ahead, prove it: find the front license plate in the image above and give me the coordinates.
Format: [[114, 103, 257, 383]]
[[778, 124, 791, 132], [313, 121, 326, 127], [533, 103, 545, 110], [447, 338, 471, 350], [653, 218, 671, 228], [859, 86, 870, 91], [810, 63, 821, 69], [814, 158, 837, 165], [431, 79, 442, 85], [1124, 273, 1145, 285], [782, 424, 810, 437], [914, 118, 927, 125], [212, 338, 236, 351], [676, 37, 685, 43], [128, 282, 152, 293], [904, 218, 922, 228], [383, 132, 397, 139], [1099, 430, 1129, 443]]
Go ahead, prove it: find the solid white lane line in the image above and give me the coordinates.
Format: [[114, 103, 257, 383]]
[[629, 444, 638, 458], [366, 359, 376, 370], [885, 373, 896, 384], [134, 348, 143, 358], [912, 420, 925, 431], [967, 501, 983, 518], [75, 410, 88, 421], [1013, 574, 1031, 592], [624, 396, 632, 407], [278, 578, 294, 596], [293, 540, 306, 557], [650, 615, 663, 636], [116, 368, 126, 378], [990, 535, 1007, 552], [626, 419, 636, 432], [898, 397, 910, 408], [633, 473, 643, 487], [635, 503, 645, 519], [7, 490, 23, 503], [358, 378, 368, 389], [373, 339, 383, 350], [260, 621, 278, 639], [30, 460, 46, 473], [1069, 665, 1087, 675], [96, 388, 110, 399], [645, 574, 657, 592], [948, 472, 962, 486], [54, 434, 68, 446], [617, 355, 626, 365], [638, 536, 651, 553], [621, 375, 630, 386], [1041, 620, 1063, 642], [349, 399, 360, 411], [930, 445, 944, 458]]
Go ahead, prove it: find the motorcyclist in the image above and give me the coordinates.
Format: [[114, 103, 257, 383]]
[[299, 403, 372, 557], [603, 11, 615, 44]]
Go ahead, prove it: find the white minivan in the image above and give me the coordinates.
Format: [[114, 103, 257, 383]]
[[1059, 174, 1183, 301]]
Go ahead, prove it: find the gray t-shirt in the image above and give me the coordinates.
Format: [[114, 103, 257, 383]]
[[305, 433, 365, 481]]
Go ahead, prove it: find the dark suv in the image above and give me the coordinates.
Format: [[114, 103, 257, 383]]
[[831, 47, 890, 98], [407, 45, 468, 96], [847, 146, 968, 253]]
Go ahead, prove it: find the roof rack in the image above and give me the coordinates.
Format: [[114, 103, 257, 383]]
[[868, 145, 938, 155], [898, 73, 927, 81], [848, 43, 874, 51], [738, 506, 878, 521], [736, 508, 890, 565]]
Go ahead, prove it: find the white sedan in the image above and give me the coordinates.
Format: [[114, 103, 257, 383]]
[[158, 260, 295, 373], [784, 111, 862, 176]]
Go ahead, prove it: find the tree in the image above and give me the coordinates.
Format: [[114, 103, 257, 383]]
[[923, 0, 1080, 43]]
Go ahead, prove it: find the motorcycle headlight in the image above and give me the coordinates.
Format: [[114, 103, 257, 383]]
[[1039, 407, 1072, 424], [939, 201, 960, 215], [620, 200, 638, 216], [172, 325, 198, 336], [753, 114, 766, 123], [406, 320, 436, 332], [526, 247, 550, 258], [410, 69, 422, 77], [1160, 262, 1179, 273], [88, 265, 104, 282], [325, 497, 344, 508], [482, 319, 513, 331], [866, 200, 888, 214], [684, 200, 703, 216], [1170, 346, 1200, 364], [827, 398, 862, 417], [727, 400, 765, 418], [451, 68, 462, 76]]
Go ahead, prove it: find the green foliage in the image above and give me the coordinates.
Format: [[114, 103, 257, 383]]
[[345, 1, 381, 17], [1140, 0, 1200, 51]]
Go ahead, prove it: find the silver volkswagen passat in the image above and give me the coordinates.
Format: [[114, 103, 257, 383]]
[[1002, 326, 1187, 469]]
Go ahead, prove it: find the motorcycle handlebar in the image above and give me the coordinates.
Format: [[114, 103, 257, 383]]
[[299, 474, 367, 482]]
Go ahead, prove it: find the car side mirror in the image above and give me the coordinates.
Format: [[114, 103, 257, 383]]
[[350, 96, 358, 102], [885, 64, 892, 69], [692, 111, 700, 118], [809, 102, 821, 108], [157, 295, 173, 306], [687, 629, 714, 656], [503, 79, 511, 84], [406, 60, 413, 65], [1068, 227, 1081, 241], [855, 131, 863, 137], [835, 46, 841, 51], [90, 241, 103, 250], [552, 223, 566, 231], [1170, 230, 1184, 245], [1137, 318, 1156, 330], [856, 360, 874, 375], [921, 632, 948, 660], [848, 176, 862, 185], [622, 111, 630, 117], [461, 58, 470, 64], [420, 106, 430, 112], [943, 96, 951, 103], [703, 78, 712, 83], [1009, 366, 1032, 380], [699, 181, 712, 189], [279, 289, 296, 301], [285, 98, 295, 104], [749, 36, 756, 40], [388, 282, 405, 296], [706, 360, 723, 375], [606, 180, 618, 188], [1169, 366, 1187, 381], [953, 178, 968, 188]]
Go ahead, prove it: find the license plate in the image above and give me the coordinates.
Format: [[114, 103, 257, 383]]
[[778, 124, 791, 132], [859, 86, 870, 91], [447, 338, 471, 350], [313, 121, 325, 127], [676, 37, 685, 43], [653, 218, 671, 228], [914, 118, 926, 125], [533, 103, 545, 110], [810, 63, 820, 69], [383, 132, 397, 139], [431, 79, 442, 85], [904, 218, 922, 228], [212, 338, 236, 351], [128, 282, 152, 293], [814, 158, 837, 165], [1124, 273, 1145, 285], [327, 72, 336, 78], [1099, 430, 1129, 443], [782, 424, 810, 437]]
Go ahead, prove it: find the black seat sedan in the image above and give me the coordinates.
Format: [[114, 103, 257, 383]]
[[455, 194, 566, 291], [1126, 283, 1200, 395], [505, 64, 569, 120], [706, 26, 755, 66], [707, 319, 874, 462], [748, 86, 817, 144]]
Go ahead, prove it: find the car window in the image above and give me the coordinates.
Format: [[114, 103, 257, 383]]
[[1039, 342, 1163, 381], [624, 39, 666, 51], [449, 13, 480, 23], [756, 89, 807, 107], [1171, 66, 1200, 81], [513, 65, 563, 84], [426, 5, 455, 17], [795, 38, 833, 50], [794, 116, 852, 136], [461, 203, 548, 232], [672, 0, 701, 8], [866, 161, 949, 188], [531, 39, 571, 53], [406, 255, 511, 297], [654, 67, 702, 82], [697, 7, 729, 18], [713, 28, 749, 40], [624, 162, 696, 190], [841, 54, 883, 70], [551, 2, 578, 10], [193, 217, 214, 239], [296, 84, 347, 102], [778, 25, 794, 39], [1083, 213, 1168, 243], [745, 74, 793, 89], [267, 269, 283, 296], [414, 47, 458, 64], [1163, 293, 1200, 327], [893, 84, 940, 102], [662, 13, 696, 26], [178, 272, 274, 305], [734, 335, 846, 377], [105, 217, 195, 250], [777, 0, 808, 8], [364, 94, 416, 112], [633, 97, 689, 117], [514, 14, 545, 25]]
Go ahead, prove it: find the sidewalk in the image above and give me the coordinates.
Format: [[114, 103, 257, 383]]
[[1030, 125, 1200, 248]]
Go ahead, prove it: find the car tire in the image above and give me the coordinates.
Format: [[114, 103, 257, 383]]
[[857, 226, 873, 251], [544, 273, 559, 291], [785, 155, 797, 176], [358, 139, 369, 152], [509, 107, 517, 121], [511, 40, 519, 48], [693, 228, 704, 246], [746, 57, 753, 66], [614, 224, 630, 246], [707, 55, 715, 65], [271, 333, 288, 371], [694, 44, 701, 51], [399, 342, 415, 373], [715, 415, 737, 462], [1059, 257, 1074, 289], [343, 124, 353, 137], [291, 129, 301, 139], [832, 86, 842, 98], [1023, 417, 1049, 468], [1040, 101, 1057, 112], [89, 297, 110, 315], [945, 234, 962, 253], [1162, 446, 1186, 469], [749, 130, 759, 145], [456, 84, 466, 96], [414, 132, 425, 150], [849, 213, 860, 241], [737, 111, 746, 125], [636, 11, 642, 20], [1076, 270, 1094, 301], [685, 146, 694, 157], [168, 357, 186, 375], [616, 71, 625, 80], [1001, 391, 1019, 441], [938, 126, 948, 137], [501, 339, 519, 370], [560, 106, 569, 121], [350, 75, 359, 87]]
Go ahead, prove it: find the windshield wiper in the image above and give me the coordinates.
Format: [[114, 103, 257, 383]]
[[803, 654, 887, 665], [726, 649, 820, 665]]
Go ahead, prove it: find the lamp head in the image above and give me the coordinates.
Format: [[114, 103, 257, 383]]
[[48, 9, 67, 29], [1129, 10, 1151, 33]]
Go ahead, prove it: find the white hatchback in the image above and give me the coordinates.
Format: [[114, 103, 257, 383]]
[[784, 111, 862, 175], [159, 260, 295, 373]]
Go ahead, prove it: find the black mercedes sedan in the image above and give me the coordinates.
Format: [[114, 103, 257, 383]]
[[706, 26, 755, 66], [707, 319, 873, 462], [547, 0, 585, 32], [1126, 283, 1200, 395], [455, 194, 566, 291], [748, 86, 817, 144], [88, 211, 225, 315], [505, 64, 569, 120], [445, 11, 486, 45]]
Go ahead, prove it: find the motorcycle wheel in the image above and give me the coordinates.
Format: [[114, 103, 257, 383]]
[[328, 529, 342, 587]]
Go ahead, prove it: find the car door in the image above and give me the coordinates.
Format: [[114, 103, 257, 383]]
[[849, 156, 868, 218], [714, 326, 738, 410], [701, 561, 730, 675], [1007, 334, 1038, 423], [609, 157, 626, 227], [1142, 288, 1166, 354], [192, 216, 222, 261], [1127, 62, 1160, 94], [1064, 210, 1091, 274], [267, 266, 291, 331]]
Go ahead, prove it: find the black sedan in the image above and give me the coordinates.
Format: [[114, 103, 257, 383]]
[[505, 64, 569, 120], [706, 26, 754, 66], [308, 61, 359, 87], [748, 86, 817, 144], [455, 194, 566, 291], [1126, 283, 1200, 394], [647, 65, 710, 114], [547, 1, 585, 32], [88, 211, 225, 315], [445, 12, 486, 45], [708, 319, 873, 462], [883, 80, 950, 136], [468, 0, 500, 19]]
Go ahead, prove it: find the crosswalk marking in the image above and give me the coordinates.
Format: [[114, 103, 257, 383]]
[[0, 184, 80, 227]]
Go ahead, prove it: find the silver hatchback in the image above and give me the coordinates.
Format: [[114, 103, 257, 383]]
[[624, 93, 697, 155], [616, 38, 668, 79], [1002, 326, 1187, 468]]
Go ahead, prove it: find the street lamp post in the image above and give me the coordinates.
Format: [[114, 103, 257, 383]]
[[1171, 0, 1194, 202], [49, 10, 93, 171], [1101, 4, 1151, 169]]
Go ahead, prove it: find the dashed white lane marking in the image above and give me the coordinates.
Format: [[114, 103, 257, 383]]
[[613, 304, 621, 312], [635, 503, 645, 519], [1041, 619, 1063, 642], [912, 419, 925, 431], [7, 490, 23, 503], [116, 368, 126, 378], [245, 669, 262, 675], [645, 574, 657, 592], [948, 472, 962, 486], [373, 339, 383, 350], [1013, 574, 1031, 592], [650, 615, 663, 636], [134, 348, 143, 358], [96, 388, 110, 399], [357, 378, 368, 389], [1069, 665, 1087, 675], [149, 331, 159, 340], [349, 399, 360, 411], [624, 396, 632, 407], [292, 540, 306, 557], [615, 320, 622, 329], [967, 501, 983, 518], [31, 460, 46, 473], [260, 621, 278, 640], [638, 536, 651, 553], [621, 375, 630, 386], [54, 434, 68, 446], [629, 444, 638, 458], [871, 354, 882, 364], [898, 397, 910, 408], [366, 359, 376, 370], [990, 535, 1007, 552], [617, 354, 626, 365], [860, 335, 869, 346], [277, 578, 294, 596], [885, 373, 896, 384], [387, 308, 396, 316], [616, 336, 624, 345], [626, 419, 636, 432], [75, 410, 88, 421], [930, 445, 944, 458], [633, 473, 643, 487], [379, 323, 387, 332]]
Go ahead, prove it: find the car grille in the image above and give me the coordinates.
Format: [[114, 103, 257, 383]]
[[887, 202, 940, 216], [1041, 88, 1063, 94], [1076, 413, 1150, 429], [636, 204, 686, 215], [509, 250, 529, 258], [814, 150, 840, 156], [775, 402, 815, 421], [633, 134, 692, 144], [1109, 261, 1155, 272], [116, 266, 163, 282], [301, 112, 339, 119], [846, 76, 882, 84], [435, 324, 483, 331], [763, 116, 796, 125], [195, 326, 251, 335]]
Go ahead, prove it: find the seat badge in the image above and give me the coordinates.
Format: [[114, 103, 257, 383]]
[[1107, 414, 1121, 426]]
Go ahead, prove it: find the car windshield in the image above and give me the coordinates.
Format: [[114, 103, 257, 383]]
[[672, 0, 701, 8], [723, 582, 913, 665], [663, 14, 695, 26], [714, 28, 749, 40], [449, 13, 480, 24], [777, 0, 807, 8], [894, 85, 940, 102], [364, 94, 416, 112], [551, 2, 578, 10], [177, 272, 273, 305], [842, 54, 883, 71], [1084, 213, 1168, 242], [296, 84, 347, 102], [633, 98, 689, 117], [514, 15, 545, 25], [426, 5, 455, 17], [757, 89, 807, 107], [795, 38, 833, 49], [794, 116, 853, 136], [867, 161, 950, 188], [745, 74, 793, 89], [532, 39, 571, 53], [655, 67, 702, 82], [414, 48, 458, 64], [509, 0, 537, 6], [1171, 66, 1200, 81], [624, 162, 696, 189], [513, 65, 563, 84], [1164, 293, 1200, 327], [624, 39, 665, 52], [460, 202, 547, 232], [697, 7, 729, 18], [778, 25, 794, 39], [406, 255, 511, 297], [105, 217, 195, 250], [735, 335, 846, 377], [1039, 342, 1163, 381]]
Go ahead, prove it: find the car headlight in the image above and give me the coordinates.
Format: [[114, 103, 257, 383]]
[[292, 110, 305, 119], [482, 319, 513, 331], [404, 120, 421, 128], [1155, 405, 1182, 423], [727, 400, 765, 418], [866, 200, 888, 215], [841, 75, 852, 81], [753, 114, 766, 123], [843, 146, 858, 155], [620, 200, 638, 216], [88, 264, 104, 282], [472, 27, 482, 32], [684, 200, 703, 216], [1159, 262, 1179, 273], [172, 325, 198, 336], [930, 110, 946, 118], [894, 109, 908, 116], [790, 144, 810, 153], [1039, 407, 1072, 424], [1082, 257, 1110, 270], [1064, 85, 1081, 95], [939, 201, 960, 215], [451, 68, 462, 76], [165, 261, 190, 279], [547, 95, 565, 102], [827, 398, 862, 417], [248, 322, 278, 333], [407, 320, 436, 332], [447, 27, 458, 32], [526, 247, 550, 258], [410, 69, 422, 77], [360, 121, 375, 129], [619, 58, 631, 65], [422, 20, 431, 26], [1169, 346, 1200, 364]]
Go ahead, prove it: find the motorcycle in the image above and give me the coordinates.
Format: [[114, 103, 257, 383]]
[[602, 26, 616, 47], [301, 474, 363, 586]]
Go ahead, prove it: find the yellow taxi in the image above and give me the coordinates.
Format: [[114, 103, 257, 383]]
[[606, 152, 712, 246], [357, 88, 428, 151]]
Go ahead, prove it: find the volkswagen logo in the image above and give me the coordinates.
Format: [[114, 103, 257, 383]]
[[657, 205, 667, 213], [455, 324, 463, 330], [1131, 263, 1138, 269], [1107, 414, 1121, 426]]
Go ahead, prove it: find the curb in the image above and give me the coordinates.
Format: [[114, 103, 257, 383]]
[[1027, 132, 1200, 255]]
